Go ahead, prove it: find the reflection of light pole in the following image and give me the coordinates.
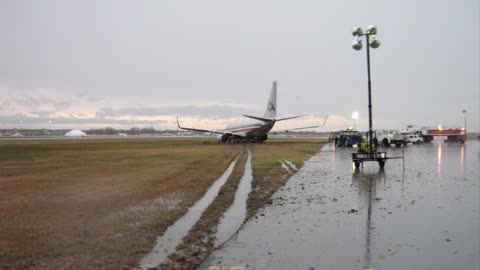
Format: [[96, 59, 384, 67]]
[[352, 112, 359, 130], [352, 25, 381, 154]]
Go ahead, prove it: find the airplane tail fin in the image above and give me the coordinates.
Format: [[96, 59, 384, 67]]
[[263, 81, 277, 119], [243, 81, 308, 123]]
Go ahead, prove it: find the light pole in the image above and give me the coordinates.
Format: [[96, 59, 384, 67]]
[[462, 109, 467, 131], [352, 25, 381, 155], [352, 112, 359, 130]]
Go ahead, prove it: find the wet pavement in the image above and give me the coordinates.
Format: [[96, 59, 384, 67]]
[[200, 141, 480, 270]]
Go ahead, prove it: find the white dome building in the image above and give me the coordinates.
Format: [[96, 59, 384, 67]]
[[65, 129, 87, 137]]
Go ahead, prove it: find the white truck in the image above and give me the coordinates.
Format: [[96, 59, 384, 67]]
[[376, 130, 408, 147], [400, 132, 423, 144]]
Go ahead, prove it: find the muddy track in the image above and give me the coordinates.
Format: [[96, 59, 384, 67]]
[[157, 147, 298, 270]]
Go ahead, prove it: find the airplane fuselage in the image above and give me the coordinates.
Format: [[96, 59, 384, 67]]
[[221, 121, 275, 142]]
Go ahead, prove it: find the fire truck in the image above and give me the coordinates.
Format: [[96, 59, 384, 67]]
[[421, 128, 466, 143]]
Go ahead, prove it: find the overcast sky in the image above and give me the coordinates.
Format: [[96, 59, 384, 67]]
[[1, 0, 479, 132]]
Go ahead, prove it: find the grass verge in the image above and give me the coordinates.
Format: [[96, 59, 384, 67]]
[[0, 137, 240, 269], [158, 138, 326, 269], [0, 137, 326, 269]]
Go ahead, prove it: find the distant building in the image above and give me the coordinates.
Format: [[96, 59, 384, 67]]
[[65, 130, 87, 137]]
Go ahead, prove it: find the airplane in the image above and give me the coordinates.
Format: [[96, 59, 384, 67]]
[[177, 81, 307, 143], [283, 114, 329, 133]]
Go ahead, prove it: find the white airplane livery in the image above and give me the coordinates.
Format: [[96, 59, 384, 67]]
[[177, 81, 306, 143]]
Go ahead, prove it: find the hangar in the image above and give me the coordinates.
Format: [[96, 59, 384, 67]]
[[64, 129, 87, 137]]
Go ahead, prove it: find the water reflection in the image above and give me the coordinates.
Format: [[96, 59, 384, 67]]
[[215, 150, 253, 247], [437, 143, 443, 174], [352, 170, 386, 269], [436, 143, 466, 175], [460, 145, 465, 170], [201, 142, 479, 270]]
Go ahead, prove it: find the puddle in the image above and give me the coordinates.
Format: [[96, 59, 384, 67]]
[[200, 141, 480, 269], [137, 157, 238, 270], [152, 194, 183, 210], [280, 159, 298, 174], [126, 194, 183, 213], [215, 150, 253, 247], [283, 160, 298, 171], [279, 160, 292, 174]]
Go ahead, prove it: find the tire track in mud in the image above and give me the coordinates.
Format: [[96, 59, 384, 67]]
[[214, 149, 253, 247], [140, 144, 317, 270], [279, 159, 298, 174], [158, 149, 249, 270], [137, 156, 239, 269]]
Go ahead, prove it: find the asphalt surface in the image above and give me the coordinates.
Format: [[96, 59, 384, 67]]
[[200, 141, 480, 270]]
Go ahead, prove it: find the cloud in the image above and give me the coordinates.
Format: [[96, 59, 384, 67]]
[[76, 92, 105, 103], [0, 113, 169, 129], [0, 86, 356, 131], [95, 105, 252, 119], [0, 109, 348, 132], [0, 88, 73, 115]]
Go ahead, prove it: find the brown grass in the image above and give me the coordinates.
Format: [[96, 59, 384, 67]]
[[161, 147, 248, 269], [0, 138, 240, 269], [0, 137, 326, 270]]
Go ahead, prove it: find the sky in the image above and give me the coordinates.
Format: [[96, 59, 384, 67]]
[[1, 0, 479, 132]]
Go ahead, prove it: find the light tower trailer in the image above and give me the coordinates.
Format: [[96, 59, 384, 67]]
[[351, 131, 404, 169]]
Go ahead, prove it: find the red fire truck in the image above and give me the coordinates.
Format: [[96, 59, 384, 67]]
[[422, 128, 466, 143]]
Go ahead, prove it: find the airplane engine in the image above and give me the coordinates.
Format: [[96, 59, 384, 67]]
[[217, 134, 229, 143], [256, 135, 268, 143]]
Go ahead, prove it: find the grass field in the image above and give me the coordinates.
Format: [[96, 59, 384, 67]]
[[0, 137, 325, 269]]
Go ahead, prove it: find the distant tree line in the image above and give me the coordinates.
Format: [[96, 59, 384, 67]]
[[0, 127, 334, 137], [85, 126, 169, 135], [0, 127, 180, 136]]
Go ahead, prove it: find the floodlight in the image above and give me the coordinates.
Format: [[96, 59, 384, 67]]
[[369, 37, 381, 48], [352, 39, 363, 50], [366, 25, 377, 35], [352, 26, 363, 36]]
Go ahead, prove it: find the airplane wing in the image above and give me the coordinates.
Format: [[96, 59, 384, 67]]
[[243, 115, 274, 122], [283, 114, 329, 131], [282, 125, 320, 133], [243, 114, 308, 122], [289, 125, 320, 131], [322, 114, 330, 126], [275, 115, 309, 121], [176, 117, 226, 135]]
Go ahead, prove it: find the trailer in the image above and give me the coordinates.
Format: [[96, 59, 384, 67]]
[[352, 131, 404, 169], [353, 151, 388, 169]]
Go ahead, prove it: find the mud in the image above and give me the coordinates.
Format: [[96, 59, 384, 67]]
[[215, 150, 253, 247], [282, 160, 298, 171], [279, 159, 298, 174], [138, 157, 238, 269], [279, 160, 293, 174], [200, 141, 480, 269]]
